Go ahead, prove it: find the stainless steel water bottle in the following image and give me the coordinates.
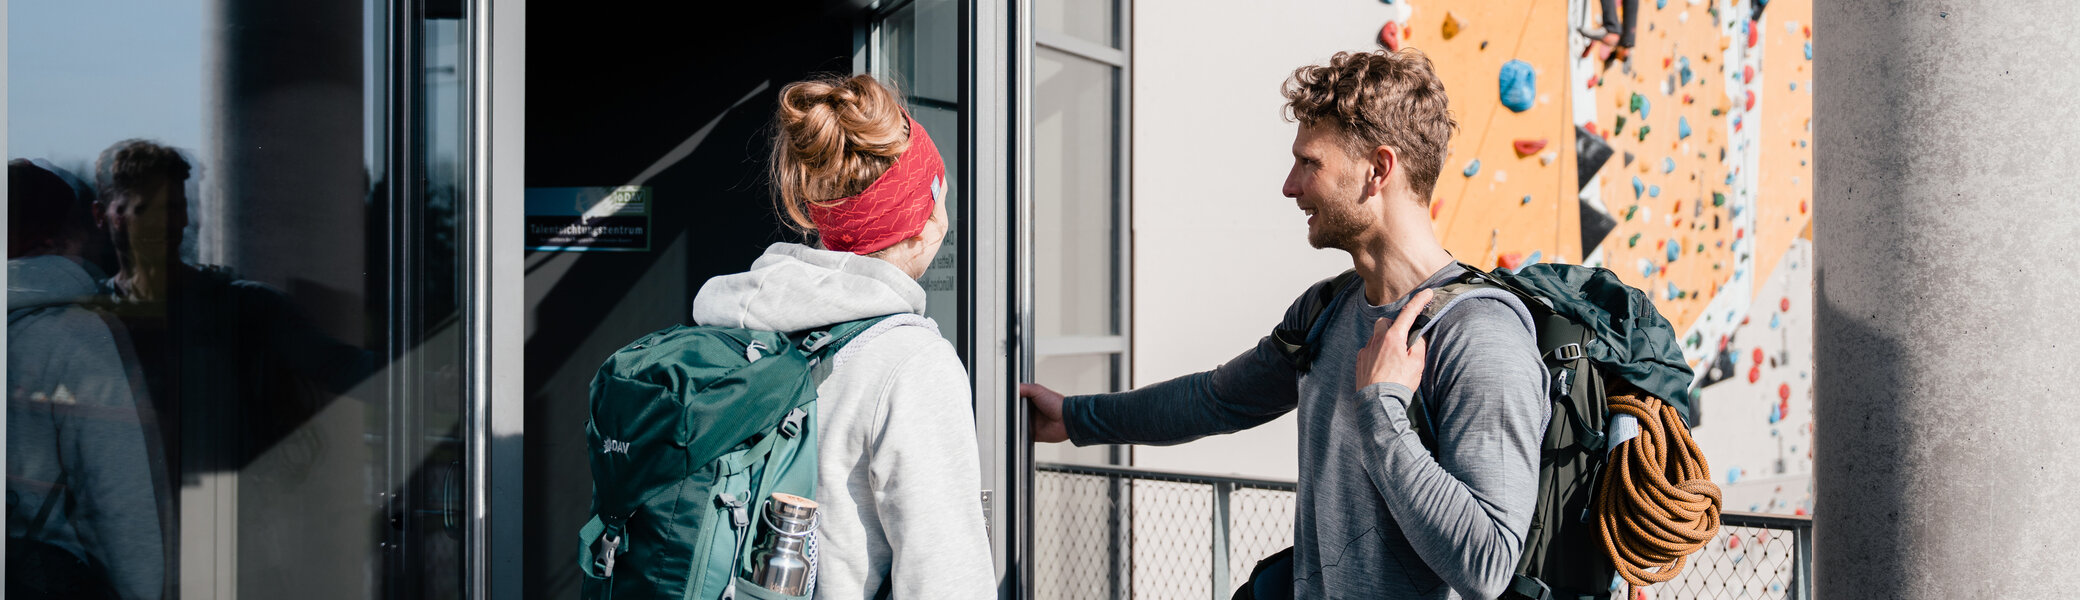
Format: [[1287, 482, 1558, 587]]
[[750, 493, 819, 595]]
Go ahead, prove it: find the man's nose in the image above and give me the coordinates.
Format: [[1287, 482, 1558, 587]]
[[1281, 173, 1301, 198]]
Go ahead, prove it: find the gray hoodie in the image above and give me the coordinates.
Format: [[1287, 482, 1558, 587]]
[[692, 243, 996, 600], [7, 255, 167, 600]]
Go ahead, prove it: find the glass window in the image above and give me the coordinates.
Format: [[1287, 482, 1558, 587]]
[[879, 0, 965, 350], [7, 1, 472, 597], [1030, 2, 1128, 472], [1034, 48, 1120, 340], [1036, 0, 1118, 48]]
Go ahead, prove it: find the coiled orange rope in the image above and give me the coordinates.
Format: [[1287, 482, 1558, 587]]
[[1595, 394, 1723, 586]]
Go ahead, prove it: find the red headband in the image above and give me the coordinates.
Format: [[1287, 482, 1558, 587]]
[[809, 116, 947, 255]]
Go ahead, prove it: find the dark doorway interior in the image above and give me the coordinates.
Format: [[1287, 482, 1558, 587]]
[[522, 2, 858, 597]]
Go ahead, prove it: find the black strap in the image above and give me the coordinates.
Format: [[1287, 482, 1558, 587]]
[[1273, 270, 1362, 373]]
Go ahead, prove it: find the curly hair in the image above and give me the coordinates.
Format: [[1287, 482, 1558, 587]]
[[1282, 49, 1458, 203], [95, 139, 192, 203], [769, 74, 912, 236]]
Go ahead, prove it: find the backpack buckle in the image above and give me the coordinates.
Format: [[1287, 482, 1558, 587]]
[[779, 408, 808, 438], [801, 331, 836, 353], [1550, 342, 1584, 362], [594, 533, 622, 577]]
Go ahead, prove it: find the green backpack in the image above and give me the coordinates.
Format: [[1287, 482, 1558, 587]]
[[1256, 262, 1695, 600], [579, 316, 890, 600]]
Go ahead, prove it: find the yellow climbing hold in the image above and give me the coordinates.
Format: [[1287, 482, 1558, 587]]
[[1442, 12, 1463, 40]]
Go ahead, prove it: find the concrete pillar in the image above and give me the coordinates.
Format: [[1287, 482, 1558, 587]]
[[1815, 2, 2080, 597]]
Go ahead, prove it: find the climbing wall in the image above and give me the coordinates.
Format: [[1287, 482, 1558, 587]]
[[1382, 0, 1815, 516], [1400, 0, 1584, 266]]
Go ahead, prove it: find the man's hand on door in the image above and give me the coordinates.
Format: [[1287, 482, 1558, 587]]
[[1020, 383, 1069, 443]]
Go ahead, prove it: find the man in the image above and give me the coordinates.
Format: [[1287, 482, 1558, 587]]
[[9, 159, 167, 599], [92, 139, 374, 484], [1022, 49, 1550, 599]]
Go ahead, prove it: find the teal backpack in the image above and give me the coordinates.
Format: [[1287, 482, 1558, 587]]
[[579, 316, 889, 600]]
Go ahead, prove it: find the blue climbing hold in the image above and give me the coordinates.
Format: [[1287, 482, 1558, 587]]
[[1524, 251, 1543, 265], [1656, 0, 1666, 8], [1463, 159, 1481, 177], [1632, 176, 1645, 199], [1726, 172, 1737, 185], [1498, 60, 1536, 113], [1679, 57, 1694, 86], [1639, 96, 1651, 118], [1666, 282, 1679, 300], [1521, 194, 1532, 205], [1727, 467, 1743, 484], [1648, 185, 1661, 198], [1805, 41, 1813, 60], [1662, 157, 1676, 174], [1666, 244, 1679, 263], [1770, 313, 1781, 329], [1679, 116, 1692, 139]]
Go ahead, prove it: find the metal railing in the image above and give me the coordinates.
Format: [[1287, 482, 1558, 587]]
[[1034, 462, 1812, 600]]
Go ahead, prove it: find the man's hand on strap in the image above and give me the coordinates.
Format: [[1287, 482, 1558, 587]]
[[1356, 288, 1434, 392]]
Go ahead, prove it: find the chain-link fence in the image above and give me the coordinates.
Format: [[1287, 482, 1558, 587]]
[[1034, 463, 1811, 600]]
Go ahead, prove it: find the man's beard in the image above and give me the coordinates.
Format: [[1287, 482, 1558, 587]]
[[1307, 195, 1370, 251]]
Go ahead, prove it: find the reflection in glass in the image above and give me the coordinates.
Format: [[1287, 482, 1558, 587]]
[[1036, 0, 1118, 48], [7, 0, 470, 597], [879, 0, 965, 350], [1034, 48, 1120, 339]]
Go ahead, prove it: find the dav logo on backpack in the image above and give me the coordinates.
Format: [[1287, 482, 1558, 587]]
[[601, 438, 631, 456]]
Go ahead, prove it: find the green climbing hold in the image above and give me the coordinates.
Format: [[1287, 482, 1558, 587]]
[[1713, 191, 1727, 207], [1629, 92, 1645, 114], [1628, 233, 1642, 247], [1615, 114, 1628, 135], [1637, 124, 1652, 141]]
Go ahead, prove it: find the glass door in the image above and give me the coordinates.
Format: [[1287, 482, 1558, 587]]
[[6, 0, 478, 597]]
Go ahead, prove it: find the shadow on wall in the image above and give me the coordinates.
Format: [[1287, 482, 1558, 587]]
[[521, 2, 857, 597], [1811, 0, 1912, 592]]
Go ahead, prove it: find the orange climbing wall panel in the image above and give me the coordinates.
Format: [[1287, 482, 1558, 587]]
[[1752, 0, 1814, 286], [1407, 0, 1581, 267], [1589, 0, 1740, 333]]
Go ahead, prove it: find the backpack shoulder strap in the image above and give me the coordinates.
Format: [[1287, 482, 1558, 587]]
[[1273, 269, 1362, 372]]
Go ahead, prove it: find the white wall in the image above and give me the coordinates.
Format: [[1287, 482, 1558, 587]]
[[1127, 0, 1410, 480]]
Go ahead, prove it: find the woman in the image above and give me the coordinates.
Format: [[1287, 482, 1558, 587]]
[[689, 74, 995, 599]]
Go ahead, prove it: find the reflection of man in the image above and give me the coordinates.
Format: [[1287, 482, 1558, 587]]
[[92, 139, 374, 480], [8, 159, 166, 600], [1022, 50, 1548, 599]]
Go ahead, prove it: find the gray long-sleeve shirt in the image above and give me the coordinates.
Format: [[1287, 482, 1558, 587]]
[[1065, 263, 1550, 599]]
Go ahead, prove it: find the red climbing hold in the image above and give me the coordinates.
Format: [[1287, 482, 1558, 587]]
[[1513, 138, 1549, 157], [1379, 21, 1402, 51], [1796, 507, 1808, 516], [1663, 57, 1674, 69], [1745, 90, 1757, 112], [1800, 199, 1808, 214], [1778, 383, 1791, 401], [1744, 65, 1755, 84], [1748, 366, 1761, 384], [1587, 75, 1600, 90], [1803, 25, 1812, 39], [1747, 20, 1760, 48], [1683, 93, 1695, 105], [1584, 122, 1602, 137], [1736, 228, 1746, 240], [1752, 348, 1764, 365], [1780, 297, 1791, 312], [1496, 253, 1526, 271]]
